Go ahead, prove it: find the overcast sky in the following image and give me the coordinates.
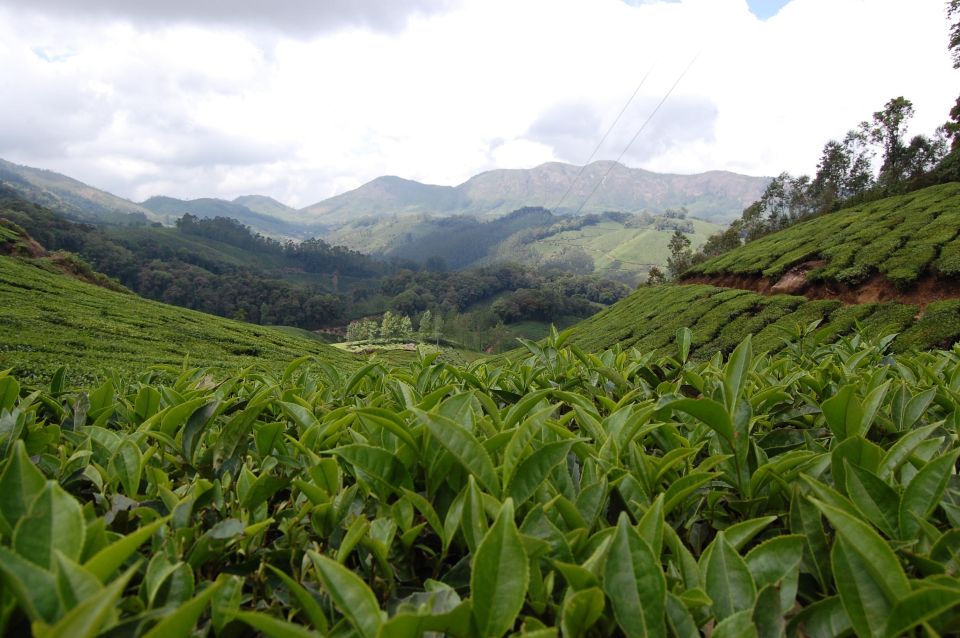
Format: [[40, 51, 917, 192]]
[[0, 0, 955, 207]]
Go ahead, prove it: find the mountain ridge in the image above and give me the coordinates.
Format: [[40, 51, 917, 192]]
[[302, 161, 771, 223], [0, 157, 769, 235], [0, 158, 158, 224]]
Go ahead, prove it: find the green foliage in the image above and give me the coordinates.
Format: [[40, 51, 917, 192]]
[[0, 253, 357, 386], [689, 183, 960, 286], [330, 207, 723, 285], [667, 229, 694, 278], [0, 323, 959, 635], [548, 282, 956, 360]]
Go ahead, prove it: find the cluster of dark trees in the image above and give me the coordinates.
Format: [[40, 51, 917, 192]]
[[134, 260, 343, 326], [489, 288, 596, 323], [681, 6, 960, 270], [381, 261, 629, 322], [653, 218, 694, 233]]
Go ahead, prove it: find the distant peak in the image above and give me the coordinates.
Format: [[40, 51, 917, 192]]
[[141, 195, 182, 204]]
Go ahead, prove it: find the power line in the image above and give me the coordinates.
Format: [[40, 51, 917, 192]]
[[550, 62, 657, 213], [570, 51, 702, 217]]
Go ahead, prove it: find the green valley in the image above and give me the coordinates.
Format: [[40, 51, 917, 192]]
[[327, 208, 720, 284]]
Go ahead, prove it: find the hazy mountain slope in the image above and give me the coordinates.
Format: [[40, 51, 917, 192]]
[[302, 161, 770, 223], [233, 195, 303, 221], [0, 158, 157, 224], [459, 161, 770, 220], [141, 195, 321, 238], [326, 207, 721, 283], [0, 159, 325, 238], [497, 215, 721, 282], [381, 207, 556, 269], [304, 176, 468, 223]]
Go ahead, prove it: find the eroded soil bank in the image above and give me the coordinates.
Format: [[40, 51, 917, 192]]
[[684, 261, 960, 309]]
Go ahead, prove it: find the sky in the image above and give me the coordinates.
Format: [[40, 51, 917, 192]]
[[0, 0, 955, 208]]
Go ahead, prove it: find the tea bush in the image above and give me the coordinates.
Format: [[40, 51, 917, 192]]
[[1, 327, 959, 636]]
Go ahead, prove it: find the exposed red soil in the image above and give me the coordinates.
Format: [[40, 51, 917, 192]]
[[0, 227, 45, 258], [684, 260, 960, 310]]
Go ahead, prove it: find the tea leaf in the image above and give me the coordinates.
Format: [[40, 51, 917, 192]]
[[471, 499, 528, 638], [603, 512, 666, 637]]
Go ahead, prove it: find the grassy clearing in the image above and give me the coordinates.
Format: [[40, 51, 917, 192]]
[[688, 182, 960, 286], [0, 254, 357, 386]]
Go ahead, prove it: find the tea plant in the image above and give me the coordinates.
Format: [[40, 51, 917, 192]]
[[0, 327, 959, 637]]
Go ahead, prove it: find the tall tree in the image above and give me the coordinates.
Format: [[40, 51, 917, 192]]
[[418, 309, 433, 341], [946, 98, 960, 150], [645, 266, 667, 286], [666, 230, 693, 279], [865, 96, 915, 190], [842, 129, 876, 195], [810, 129, 875, 211], [949, 0, 959, 68], [903, 132, 948, 180], [809, 140, 849, 211]]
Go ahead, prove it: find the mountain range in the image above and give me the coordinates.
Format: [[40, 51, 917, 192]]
[[303, 161, 771, 223], [0, 158, 770, 236]]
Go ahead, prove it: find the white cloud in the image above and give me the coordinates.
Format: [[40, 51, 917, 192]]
[[0, 0, 954, 207], [0, 0, 457, 37], [490, 139, 557, 168]]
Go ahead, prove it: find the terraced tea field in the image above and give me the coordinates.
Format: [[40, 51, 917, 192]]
[[688, 182, 960, 288], [559, 283, 960, 358], [2, 177, 960, 637], [0, 254, 357, 386]]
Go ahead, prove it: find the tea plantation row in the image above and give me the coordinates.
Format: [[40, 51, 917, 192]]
[[0, 328, 958, 636], [560, 282, 960, 358]]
